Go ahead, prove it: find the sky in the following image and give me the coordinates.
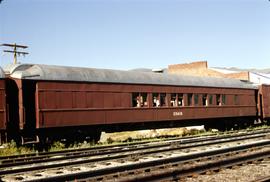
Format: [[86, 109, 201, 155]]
[[0, 0, 269, 70]]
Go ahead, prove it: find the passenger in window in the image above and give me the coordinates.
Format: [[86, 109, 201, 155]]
[[178, 94, 184, 106], [153, 97, 157, 107], [153, 97, 160, 107], [178, 100, 182, 106], [140, 96, 144, 107], [173, 100, 177, 107], [170, 100, 177, 107], [160, 94, 166, 106], [203, 95, 208, 106], [156, 99, 160, 107], [136, 96, 141, 107], [171, 94, 177, 107], [141, 93, 148, 107], [170, 100, 174, 106], [144, 101, 148, 106], [216, 95, 221, 106]]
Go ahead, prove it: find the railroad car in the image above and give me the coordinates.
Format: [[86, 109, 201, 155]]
[[2, 63, 267, 144], [258, 84, 270, 120], [0, 68, 6, 144]]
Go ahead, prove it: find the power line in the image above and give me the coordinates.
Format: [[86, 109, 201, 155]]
[[1, 43, 29, 64]]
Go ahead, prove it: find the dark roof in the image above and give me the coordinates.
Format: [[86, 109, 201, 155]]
[[11, 64, 257, 89]]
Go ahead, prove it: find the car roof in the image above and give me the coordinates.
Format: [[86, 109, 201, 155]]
[[0, 67, 5, 78], [11, 64, 257, 89]]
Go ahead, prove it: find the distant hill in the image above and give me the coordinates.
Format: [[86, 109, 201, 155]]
[[130, 66, 270, 75], [213, 67, 270, 74]]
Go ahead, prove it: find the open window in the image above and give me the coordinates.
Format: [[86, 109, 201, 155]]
[[132, 93, 140, 107], [222, 94, 226, 105], [153, 93, 159, 107], [152, 93, 167, 107], [202, 94, 208, 106], [171, 93, 177, 107], [234, 95, 239, 105], [141, 93, 148, 107], [187, 93, 193, 106], [178, 94, 184, 106], [132, 93, 148, 107], [160, 93, 166, 107], [194, 94, 199, 106], [216, 94, 221, 106], [209, 94, 213, 105]]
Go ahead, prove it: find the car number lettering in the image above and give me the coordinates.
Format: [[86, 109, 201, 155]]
[[173, 111, 183, 116]]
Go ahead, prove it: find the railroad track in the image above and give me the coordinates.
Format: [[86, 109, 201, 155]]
[[0, 128, 269, 162], [111, 145, 270, 182], [184, 152, 270, 182], [0, 127, 268, 162], [0, 129, 269, 181], [0, 129, 269, 172], [251, 175, 270, 182]]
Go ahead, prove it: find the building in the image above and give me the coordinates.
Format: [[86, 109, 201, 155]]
[[168, 61, 270, 85]]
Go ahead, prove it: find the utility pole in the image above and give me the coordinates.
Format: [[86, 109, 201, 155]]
[[0, 43, 29, 64]]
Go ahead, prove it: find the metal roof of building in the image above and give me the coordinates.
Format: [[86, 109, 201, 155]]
[[11, 64, 257, 89]]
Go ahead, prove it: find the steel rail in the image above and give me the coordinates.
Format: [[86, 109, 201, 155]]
[[113, 148, 270, 182], [0, 127, 268, 161], [0, 132, 267, 176], [0, 131, 214, 160], [0, 128, 268, 168], [23, 140, 270, 182], [250, 175, 270, 182]]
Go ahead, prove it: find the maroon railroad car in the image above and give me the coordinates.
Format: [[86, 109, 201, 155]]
[[8, 64, 259, 143], [0, 68, 6, 143], [259, 84, 270, 119]]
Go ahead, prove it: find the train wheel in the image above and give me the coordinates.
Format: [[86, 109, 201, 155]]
[[84, 129, 101, 143], [0, 131, 7, 145]]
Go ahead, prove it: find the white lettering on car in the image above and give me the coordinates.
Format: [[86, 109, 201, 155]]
[[173, 111, 183, 116]]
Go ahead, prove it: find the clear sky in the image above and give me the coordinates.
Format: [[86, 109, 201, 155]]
[[0, 0, 269, 70]]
